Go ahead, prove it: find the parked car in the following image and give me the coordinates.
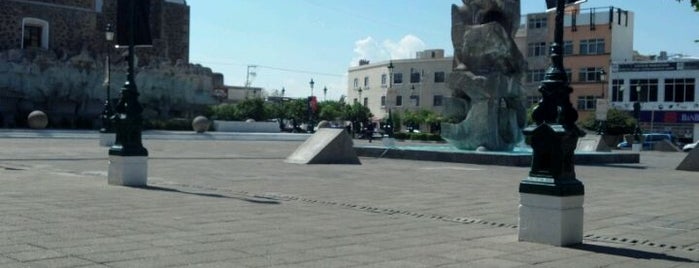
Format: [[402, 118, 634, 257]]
[[616, 133, 673, 150], [683, 140, 698, 152]]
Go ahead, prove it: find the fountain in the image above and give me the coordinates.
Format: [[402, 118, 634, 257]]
[[354, 0, 638, 167]]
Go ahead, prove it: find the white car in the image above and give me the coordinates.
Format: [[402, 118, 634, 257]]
[[683, 140, 698, 152]]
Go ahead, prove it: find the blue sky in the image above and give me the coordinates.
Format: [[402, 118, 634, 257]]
[[188, 0, 699, 100]]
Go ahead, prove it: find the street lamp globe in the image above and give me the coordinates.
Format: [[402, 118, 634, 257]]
[[105, 23, 114, 41]]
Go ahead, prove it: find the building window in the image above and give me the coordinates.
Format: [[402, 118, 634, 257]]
[[664, 78, 695, 102], [579, 39, 605, 55], [434, 72, 445, 83], [611, 79, 624, 102], [410, 71, 421, 83], [528, 17, 547, 29], [363, 76, 369, 89], [577, 96, 596, 110], [381, 96, 386, 107], [353, 78, 359, 89], [396, 95, 403, 106], [433, 95, 443, 106], [578, 67, 603, 82], [410, 95, 420, 106], [381, 74, 387, 87], [526, 69, 546, 83], [363, 97, 368, 106], [548, 41, 573, 55], [22, 18, 49, 49], [394, 73, 403, 84], [630, 79, 659, 102], [528, 42, 547, 57]]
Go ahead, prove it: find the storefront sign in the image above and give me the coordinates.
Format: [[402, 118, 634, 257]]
[[617, 62, 677, 72]]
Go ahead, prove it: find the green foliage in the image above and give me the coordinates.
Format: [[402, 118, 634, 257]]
[[144, 118, 193, 130], [343, 103, 372, 124], [235, 98, 268, 121], [581, 108, 637, 135], [318, 101, 344, 121]]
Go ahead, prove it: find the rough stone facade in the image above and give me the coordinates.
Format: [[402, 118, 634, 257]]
[[0, 0, 189, 64], [0, 0, 218, 128]]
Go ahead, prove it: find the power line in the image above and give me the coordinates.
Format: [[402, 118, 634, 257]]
[[194, 60, 345, 78]]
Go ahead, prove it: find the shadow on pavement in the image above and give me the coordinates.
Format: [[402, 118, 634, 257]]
[[571, 243, 697, 263], [138, 185, 281, 204]]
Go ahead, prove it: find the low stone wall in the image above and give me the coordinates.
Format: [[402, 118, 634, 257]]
[[213, 120, 280, 133]]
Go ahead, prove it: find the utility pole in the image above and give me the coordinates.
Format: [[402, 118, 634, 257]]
[[245, 65, 257, 88]]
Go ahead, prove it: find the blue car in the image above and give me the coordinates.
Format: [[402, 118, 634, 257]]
[[616, 133, 673, 150]]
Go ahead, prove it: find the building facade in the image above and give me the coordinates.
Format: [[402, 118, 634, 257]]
[[515, 5, 635, 119], [0, 0, 190, 64], [610, 58, 699, 140], [347, 49, 452, 122], [0, 0, 221, 128]]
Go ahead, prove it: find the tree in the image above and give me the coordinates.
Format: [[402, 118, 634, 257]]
[[581, 108, 637, 136], [317, 101, 344, 121], [236, 98, 267, 121]]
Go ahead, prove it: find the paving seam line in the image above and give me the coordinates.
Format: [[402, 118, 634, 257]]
[[150, 181, 697, 253]]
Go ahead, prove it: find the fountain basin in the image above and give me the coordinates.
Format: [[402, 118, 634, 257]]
[[354, 144, 639, 167]]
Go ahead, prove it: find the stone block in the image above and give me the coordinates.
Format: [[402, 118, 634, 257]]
[[518, 193, 584, 246], [286, 128, 360, 165], [653, 139, 681, 152], [108, 156, 148, 186], [677, 148, 699, 171], [576, 135, 611, 152]]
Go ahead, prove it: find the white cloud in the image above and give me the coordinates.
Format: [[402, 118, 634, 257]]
[[383, 35, 426, 60], [350, 34, 426, 66]]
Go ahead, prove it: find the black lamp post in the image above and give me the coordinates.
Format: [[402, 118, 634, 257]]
[[520, 0, 585, 197], [281, 87, 285, 97], [110, 0, 149, 157], [633, 86, 642, 141], [308, 79, 315, 132], [596, 68, 607, 135], [357, 87, 363, 104], [386, 61, 394, 138], [100, 23, 115, 134], [323, 86, 327, 101]]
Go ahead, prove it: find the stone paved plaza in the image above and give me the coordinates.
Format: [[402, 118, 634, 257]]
[[0, 132, 697, 267]]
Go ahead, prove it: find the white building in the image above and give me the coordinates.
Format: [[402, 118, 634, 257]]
[[347, 49, 452, 122], [609, 57, 699, 140]]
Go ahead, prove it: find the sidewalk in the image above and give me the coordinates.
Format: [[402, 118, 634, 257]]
[[0, 136, 697, 267]]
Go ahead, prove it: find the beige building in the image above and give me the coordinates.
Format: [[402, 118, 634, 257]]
[[515, 5, 635, 119], [347, 49, 452, 121]]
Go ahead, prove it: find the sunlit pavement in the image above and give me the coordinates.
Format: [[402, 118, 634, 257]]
[[0, 130, 697, 267]]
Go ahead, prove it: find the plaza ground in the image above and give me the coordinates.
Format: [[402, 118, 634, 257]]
[[0, 131, 697, 267]]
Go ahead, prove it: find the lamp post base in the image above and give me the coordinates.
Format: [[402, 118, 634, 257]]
[[108, 155, 147, 187], [99, 132, 116, 147], [518, 193, 584, 246]]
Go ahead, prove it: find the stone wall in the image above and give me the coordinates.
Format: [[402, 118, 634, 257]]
[[0, 0, 190, 64], [0, 48, 216, 128]]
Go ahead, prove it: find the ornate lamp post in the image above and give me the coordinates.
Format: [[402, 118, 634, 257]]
[[633, 86, 642, 141], [596, 68, 607, 135], [357, 87, 363, 105], [308, 78, 315, 132], [385, 61, 395, 138], [99, 23, 116, 146], [518, 0, 587, 246], [108, 0, 151, 186]]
